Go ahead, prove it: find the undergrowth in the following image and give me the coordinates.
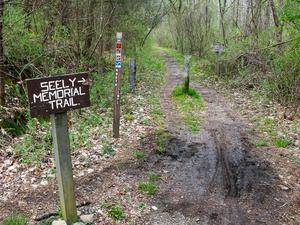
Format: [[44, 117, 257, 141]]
[[2, 214, 27, 225]]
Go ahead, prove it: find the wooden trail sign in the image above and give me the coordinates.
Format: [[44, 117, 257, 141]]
[[26, 72, 91, 224], [113, 32, 123, 138], [27, 72, 90, 117]]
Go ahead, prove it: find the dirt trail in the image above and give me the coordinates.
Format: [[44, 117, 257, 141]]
[[140, 54, 290, 225]]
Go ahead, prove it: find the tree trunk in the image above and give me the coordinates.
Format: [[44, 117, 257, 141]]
[[269, 0, 282, 43], [218, 0, 227, 45], [0, 0, 4, 106], [83, 0, 96, 56]]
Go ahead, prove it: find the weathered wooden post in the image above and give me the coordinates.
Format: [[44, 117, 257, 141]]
[[128, 58, 136, 91], [183, 55, 192, 93], [213, 43, 224, 75], [50, 112, 77, 224], [26, 73, 90, 225], [113, 32, 123, 138]]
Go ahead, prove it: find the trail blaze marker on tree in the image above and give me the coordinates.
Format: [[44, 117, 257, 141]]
[[113, 32, 123, 138], [26, 72, 91, 224]]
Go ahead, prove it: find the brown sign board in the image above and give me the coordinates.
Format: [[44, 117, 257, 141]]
[[27, 72, 90, 117]]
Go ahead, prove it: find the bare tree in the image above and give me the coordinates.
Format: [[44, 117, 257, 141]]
[[269, 0, 282, 43], [0, 0, 4, 106], [218, 0, 227, 45]]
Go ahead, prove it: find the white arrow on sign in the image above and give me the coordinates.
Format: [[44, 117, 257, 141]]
[[77, 78, 86, 83]]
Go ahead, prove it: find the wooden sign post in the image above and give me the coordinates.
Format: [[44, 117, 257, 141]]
[[26, 72, 90, 224], [212, 43, 224, 75], [113, 32, 123, 138]]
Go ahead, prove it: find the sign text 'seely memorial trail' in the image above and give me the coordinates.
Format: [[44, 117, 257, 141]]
[[27, 72, 90, 117]]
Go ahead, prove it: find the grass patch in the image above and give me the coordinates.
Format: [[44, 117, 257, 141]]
[[171, 84, 200, 98], [138, 181, 158, 195], [148, 172, 161, 182], [171, 84, 204, 132], [255, 139, 269, 147], [109, 205, 126, 220], [3, 214, 27, 225], [138, 171, 161, 195], [103, 144, 115, 155], [133, 150, 145, 159], [274, 138, 291, 148]]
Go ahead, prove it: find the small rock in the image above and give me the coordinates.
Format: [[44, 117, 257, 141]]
[[40, 180, 48, 186], [295, 140, 300, 147], [7, 165, 18, 173], [278, 185, 290, 191], [73, 223, 85, 225], [151, 206, 158, 211], [51, 220, 67, 225], [4, 159, 12, 167], [80, 214, 94, 223], [87, 168, 94, 173], [77, 210, 82, 216]]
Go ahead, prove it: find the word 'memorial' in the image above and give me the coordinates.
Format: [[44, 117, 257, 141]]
[[27, 73, 90, 117]]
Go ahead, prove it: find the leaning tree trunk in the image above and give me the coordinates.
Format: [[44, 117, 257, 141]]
[[0, 0, 4, 106]]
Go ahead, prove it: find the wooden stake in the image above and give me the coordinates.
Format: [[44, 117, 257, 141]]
[[51, 113, 77, 224], [113, 32, 123, 138], [113, 68, 122, 138]]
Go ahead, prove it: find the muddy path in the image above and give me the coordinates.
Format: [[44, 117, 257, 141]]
[[139, 54, 292, 225]]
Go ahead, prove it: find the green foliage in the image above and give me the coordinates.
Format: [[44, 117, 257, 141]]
[[109, 205, 126, 220], [100, 200, 113, 209], [137, 202, 146, 209], [133, 150, 145, 159], [274, 138, 291, 148], [138, 171, 161, 195], [148, 172, 161, 182], [255, 139, 269, 147], [142, 118, 151, 126], [13, 117, 52, 164], [138, 181, 158, 195], [3, 214, 27, 225], [103, 144, 115, 156], [281, 0, 300, 29], [39, 217, 55, 225]]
